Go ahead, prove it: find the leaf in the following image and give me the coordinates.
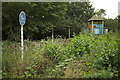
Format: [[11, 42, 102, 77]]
[[26, 66, 31, 70]]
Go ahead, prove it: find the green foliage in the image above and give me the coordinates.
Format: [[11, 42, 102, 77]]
[[65, 33, 94, 59], [60, 31, 119, 78], [44, 42, 64, 64], [105, 18, 118, 33], [92, 32, 119, 70], [2, 2, 68, 41], [2, 40, 42, 78], [2, 2, 94, 40], [63, 2, 94, 35], [2, 32, 119, 78], [95, 9, 106, 18], [118, 15, 120, 33], [2, 1, 119, 78]]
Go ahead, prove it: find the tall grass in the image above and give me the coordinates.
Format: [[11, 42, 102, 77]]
[[2, 38, 68, 78], [2, 32, 119, 78], [2, 40, 41, 77]]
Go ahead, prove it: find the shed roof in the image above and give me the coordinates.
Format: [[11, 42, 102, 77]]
[[88, 14, 104, 21]]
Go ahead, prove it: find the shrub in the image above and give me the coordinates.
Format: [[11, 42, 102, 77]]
[[65, 33, 95, 59], [2, 31, 119, 78], [63, 31, 119, 78]]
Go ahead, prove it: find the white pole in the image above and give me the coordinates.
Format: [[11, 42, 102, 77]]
[[21, 25, 24, 61]]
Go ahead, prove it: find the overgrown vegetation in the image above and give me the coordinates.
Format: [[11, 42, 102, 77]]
[[2, 31, 119, 78]]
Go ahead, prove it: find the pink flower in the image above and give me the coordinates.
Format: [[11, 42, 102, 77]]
[[92, 49, 94, 52], [99, 45, 101, 47], [95, 47, 97, 49], [98, 42, 101, 47]]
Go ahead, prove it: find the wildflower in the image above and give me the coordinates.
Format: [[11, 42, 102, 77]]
[[95, 47, 97, 49], [98, 42, 101, 47], [92, 49, 94, 53]]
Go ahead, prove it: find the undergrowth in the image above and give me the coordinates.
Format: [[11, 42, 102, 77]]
[[2, 31, 119, 78]]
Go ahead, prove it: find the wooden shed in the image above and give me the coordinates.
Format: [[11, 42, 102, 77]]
[[88, 14, 104, 34]]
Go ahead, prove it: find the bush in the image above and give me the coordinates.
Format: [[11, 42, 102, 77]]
[[63, 31, 119, 78], [2, 31, 119, 78]]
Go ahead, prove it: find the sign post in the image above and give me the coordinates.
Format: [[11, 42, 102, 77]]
[[19, 11, 26, 61]]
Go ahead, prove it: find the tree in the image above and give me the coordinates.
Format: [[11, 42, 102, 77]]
[[2, 2, 67, 41], [105, 18, 118, 32], [2, 2, 29, 41], [118, 15, 120, 33], [2, 2, 95, 40], [63, 2, 94, 36], [95, 9, 106, 18]]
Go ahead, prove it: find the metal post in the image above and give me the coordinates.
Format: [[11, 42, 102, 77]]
[[21, 25, 23, 61], [19, 11, 25, 61]]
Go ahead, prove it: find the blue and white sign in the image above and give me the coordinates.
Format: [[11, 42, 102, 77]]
[[93, 24, 103, 28], [98, 24, 103, 27], [94, 28, 100, 34], [19, 11, 26, 61], [19, 11, 26, 26]]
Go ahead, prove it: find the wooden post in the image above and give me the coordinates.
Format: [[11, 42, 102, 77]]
[[102, 20, 104, 29], [92, 20, 93, 32], [68, 27, 70, 39], [0, 2, 2, 78], [52, 29, 54, 42], [88, 22, 90, 32], [88, 22, 89, 26]]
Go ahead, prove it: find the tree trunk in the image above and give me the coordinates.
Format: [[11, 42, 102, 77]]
[[7, 24, 16, 41]]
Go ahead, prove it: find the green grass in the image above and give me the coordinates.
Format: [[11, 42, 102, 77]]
[[2, 32, 119, 78]]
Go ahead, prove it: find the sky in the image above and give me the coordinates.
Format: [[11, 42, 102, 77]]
[[90, 0, 120, 19]]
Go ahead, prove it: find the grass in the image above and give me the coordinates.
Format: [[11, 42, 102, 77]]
[[2, 32, 119, 78], [2, 38, 70, 78]]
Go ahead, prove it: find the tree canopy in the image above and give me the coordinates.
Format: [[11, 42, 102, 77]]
[[95, 9, 106, 18], [2, 2, 95, 41], [3, 2, 118, 41]]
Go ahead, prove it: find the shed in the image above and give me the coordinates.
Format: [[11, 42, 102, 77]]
[[88, 14, 104, 34]]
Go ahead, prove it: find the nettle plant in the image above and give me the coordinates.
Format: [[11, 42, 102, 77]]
[[65, 33, 95, 59], [44, 41, 65, 64], [93, 32, 119, 70], [63, 32, 119, 77]]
